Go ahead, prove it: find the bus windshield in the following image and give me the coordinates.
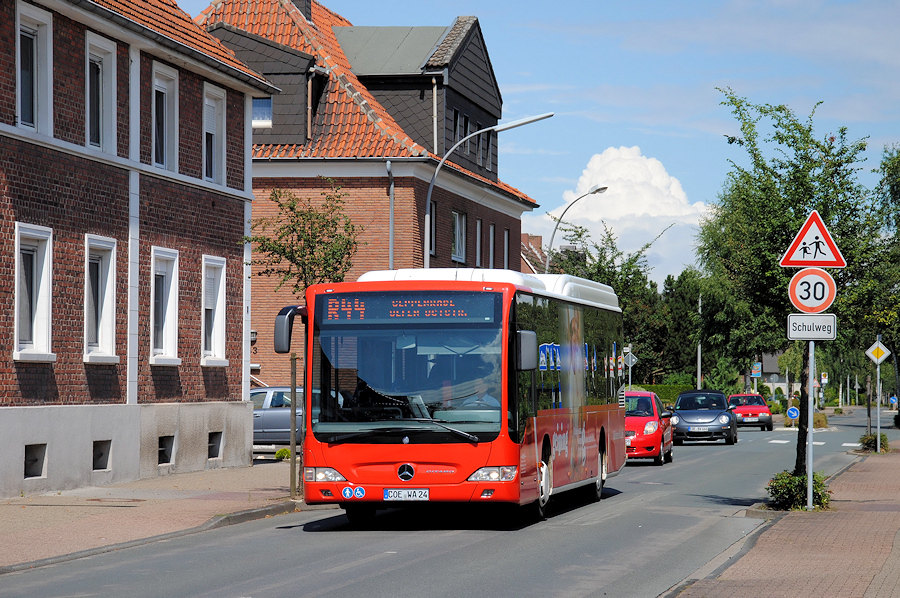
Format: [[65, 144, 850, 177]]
[[310, 290, 505, 443]]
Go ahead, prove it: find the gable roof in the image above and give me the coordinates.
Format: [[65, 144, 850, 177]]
[[66, 0, 274, 94], [197, 0, 535, 206]]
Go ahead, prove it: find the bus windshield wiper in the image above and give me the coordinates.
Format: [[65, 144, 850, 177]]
[[324, 428, 404, 444], [394, 418, 479, 444]]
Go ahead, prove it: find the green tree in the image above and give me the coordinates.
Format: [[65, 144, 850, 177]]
[[547, 221, 670, 383], [244, 180, 362, 299], [661, 269, 703, 381], [698, 89, 882, 476]]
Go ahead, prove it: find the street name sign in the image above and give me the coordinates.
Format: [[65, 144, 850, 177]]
[[780, 210, 846, 268], [787, 313, 837, 340], [867, 341, 891, 365]]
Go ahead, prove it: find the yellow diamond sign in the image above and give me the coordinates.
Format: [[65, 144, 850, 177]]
[[867, 341, 891, 365]]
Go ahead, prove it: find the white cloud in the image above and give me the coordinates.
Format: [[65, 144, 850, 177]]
[[522, 146, 707, 285]]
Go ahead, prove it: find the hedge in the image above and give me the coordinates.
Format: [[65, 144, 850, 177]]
[[640, 385, 696, 406]]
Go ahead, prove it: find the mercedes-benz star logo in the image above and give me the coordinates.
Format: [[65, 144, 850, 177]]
[[397, 464, 415, 481]]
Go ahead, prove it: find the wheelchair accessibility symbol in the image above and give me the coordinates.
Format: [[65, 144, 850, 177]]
[[341, 486, 366, 499], [354, 487, 365, 498]]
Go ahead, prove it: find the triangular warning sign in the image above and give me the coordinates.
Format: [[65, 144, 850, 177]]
[[780, 210, 846, 268]]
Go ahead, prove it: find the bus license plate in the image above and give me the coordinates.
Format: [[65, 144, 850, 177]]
[[384, 488, 429, 501], [689, 426, 709, 432]]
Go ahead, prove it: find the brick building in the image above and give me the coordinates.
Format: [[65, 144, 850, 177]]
[[0, 0, 275, 497], [198, 0, 541, 386]]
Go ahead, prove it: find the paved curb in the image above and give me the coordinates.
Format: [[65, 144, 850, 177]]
[[0, 500, 298, 576]]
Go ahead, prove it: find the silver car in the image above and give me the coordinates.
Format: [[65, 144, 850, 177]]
[[250, 386, 303, 444]]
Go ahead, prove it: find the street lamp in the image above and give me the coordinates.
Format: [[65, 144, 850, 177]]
[[424, 112, 554, 268], [543, 184, 608, 273]]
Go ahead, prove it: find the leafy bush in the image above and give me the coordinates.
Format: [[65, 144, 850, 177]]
[[859, 433, 890, 453], [274, 448, 292, 461], [833, 407, 843, 415], [766, 470, 831, 510], [814, 412, 828, 428], [642, 384, 695, 406], [768, 400, 783, 415]]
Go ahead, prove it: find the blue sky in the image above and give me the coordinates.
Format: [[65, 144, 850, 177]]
[[180, 0, 900, 285]]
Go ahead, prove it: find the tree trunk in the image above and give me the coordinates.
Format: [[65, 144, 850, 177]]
[[793, 344, 810, 477]]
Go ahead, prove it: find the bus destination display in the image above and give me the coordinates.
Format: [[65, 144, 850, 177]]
[[320, 292, 497, 325]]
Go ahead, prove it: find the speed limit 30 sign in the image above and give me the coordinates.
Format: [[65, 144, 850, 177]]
[[788, 267, 836, 313]]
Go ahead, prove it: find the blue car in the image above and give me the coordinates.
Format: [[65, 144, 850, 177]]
[[670, 390, 737, 445]]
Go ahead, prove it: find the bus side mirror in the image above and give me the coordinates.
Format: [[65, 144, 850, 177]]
[[516, 330, 538, 371], [274, 305, 307, 354]]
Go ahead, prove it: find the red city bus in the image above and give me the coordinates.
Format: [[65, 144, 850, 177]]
[[274, 269, 627, 523]]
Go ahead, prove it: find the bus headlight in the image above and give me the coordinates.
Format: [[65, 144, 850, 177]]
[[304, 467, 346, 482], [468, 466, 517, 482]]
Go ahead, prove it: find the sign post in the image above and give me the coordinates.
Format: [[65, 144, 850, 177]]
[[624, 351, 638, 391], [780, 211, 844, 511], [866, 338, 892, 453]]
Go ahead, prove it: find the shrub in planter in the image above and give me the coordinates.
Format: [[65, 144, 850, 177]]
[[833, 407, 843, 415], [274, 448, 292, 460], [814, 412, 828, 428], [766, 470, 831, 510], [859, 433, 890, 453]]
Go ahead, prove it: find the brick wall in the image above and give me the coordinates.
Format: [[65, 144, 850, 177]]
[[137, 175, 246, 403], [0, 137, 130, 405], [52, 10, 85, 146], [0, 0, 15, 126]]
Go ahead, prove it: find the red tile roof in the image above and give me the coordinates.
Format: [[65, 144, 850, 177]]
[[80, 0, 271, 91], [196, 0, 536, 205]]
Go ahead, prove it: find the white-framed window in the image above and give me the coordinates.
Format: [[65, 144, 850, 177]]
[[15, 222, 54, 362], [151, 62, 178, 171], [17, 1, 53, 135], [203, 83, 226, 184], [84, 235, 117, 363], [252, 97, 272, 128], [429, 200, 436, 256], [201, 255, 228, 367], [464, 115, 470, 153], [489, 223, 495, 268], [85, 32, 117, 152], [476, 123, 483, 166], [451, 211, 466, 263], [150, 247, 180, 366], [475, 218, 482, 267], [504, 229, 510, 269]]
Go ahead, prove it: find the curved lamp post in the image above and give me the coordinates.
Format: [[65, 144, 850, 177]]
[[543, 184, 608, 273], [424, 112, 554, 268]]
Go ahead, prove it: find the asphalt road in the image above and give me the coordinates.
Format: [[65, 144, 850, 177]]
[[5, 407, 896, 598]]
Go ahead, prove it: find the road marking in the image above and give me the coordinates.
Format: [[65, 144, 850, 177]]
[[843, 443, 862, 448], [770, 440, 791, 444], [813, 441, 825, 446]]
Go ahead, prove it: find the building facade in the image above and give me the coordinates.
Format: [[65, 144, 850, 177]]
[[199, 0, 540, 386], [0, 0, 274, 497]]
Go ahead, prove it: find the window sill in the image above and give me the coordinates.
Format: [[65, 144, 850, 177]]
[[150, 355, 182, 366], [84, 352, 120, 365], [201, 357, 229, 368], [13, 350, 57, 363]]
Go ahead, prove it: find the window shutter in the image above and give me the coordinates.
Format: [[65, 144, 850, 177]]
[[204, 269, 217, 310], [204, 100, 217, 134]]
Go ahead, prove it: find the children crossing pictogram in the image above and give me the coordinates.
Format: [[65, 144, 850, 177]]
[[780, 210, 846, 268]]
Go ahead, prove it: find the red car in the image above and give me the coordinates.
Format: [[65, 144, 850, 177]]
[[625, 391, 673, 465], [727, 394, 774, 431]]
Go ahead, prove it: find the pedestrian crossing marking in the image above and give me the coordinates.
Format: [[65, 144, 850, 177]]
[[842, 443, 862, 448], [770, 440, 791, 444]]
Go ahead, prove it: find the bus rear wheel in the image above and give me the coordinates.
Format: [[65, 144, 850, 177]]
[[589, 447, 608, 502], [532, 456, 552, 519]]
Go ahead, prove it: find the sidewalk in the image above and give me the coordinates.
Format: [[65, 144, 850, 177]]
[[672, 451, 900, 598], [0, 459, 322, 574]]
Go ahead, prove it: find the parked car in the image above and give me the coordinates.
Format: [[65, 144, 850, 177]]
[[728, 394, 774, 431], [670, 390, 737, 445], [250, 386, 303, 445], [624, 391, 673, 465]]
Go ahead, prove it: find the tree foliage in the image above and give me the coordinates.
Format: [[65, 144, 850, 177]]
[[244, 180, 362, 300]]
